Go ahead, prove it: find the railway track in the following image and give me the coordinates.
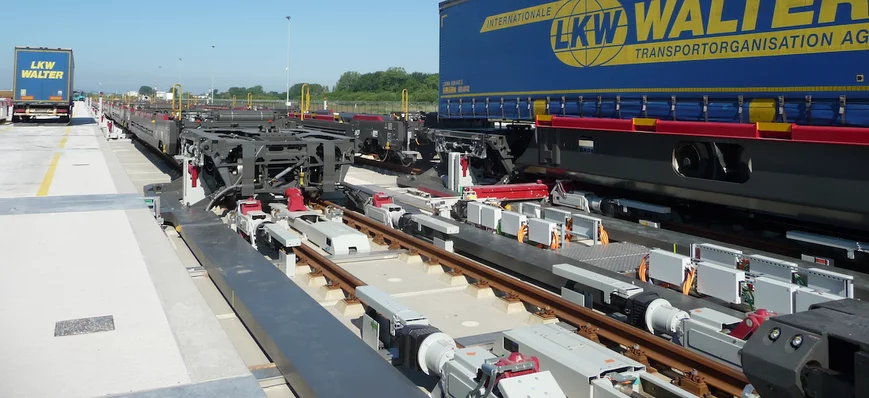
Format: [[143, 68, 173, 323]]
[[293, 243, 366, 297], [310, 200, 750, 398]]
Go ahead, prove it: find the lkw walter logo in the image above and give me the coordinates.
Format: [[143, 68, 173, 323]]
[[551, 0, 629, 67]]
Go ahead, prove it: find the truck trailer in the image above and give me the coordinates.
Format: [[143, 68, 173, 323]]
[[435, 0, 869, 254], [12, 47, 75, 123], [437, 0, 869, 126]]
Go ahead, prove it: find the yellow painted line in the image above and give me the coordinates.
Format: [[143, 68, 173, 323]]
[[59, 126, 71, 148], [35, 127, 72, 197], [36, 153, 61, 196]]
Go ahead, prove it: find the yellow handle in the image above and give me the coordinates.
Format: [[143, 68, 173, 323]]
[[300, 84, 310, 120], [401, 89, 409, 121], [171, 84, 183, 119]]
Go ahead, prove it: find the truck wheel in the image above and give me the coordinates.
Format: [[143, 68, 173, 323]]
[[12, 115, 20, 123], [60, 116, 71, 124]]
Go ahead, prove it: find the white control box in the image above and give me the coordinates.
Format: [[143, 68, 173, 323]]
[[528, 218, 558, 247], [795, 287, 845, 312], [467, 201, 483, 226], [648, 249, 690, 286], [500, 211, 527, 238], [480, 204, 502, 230], [696, 261, 745, 304], [753, 276, 798, 315]]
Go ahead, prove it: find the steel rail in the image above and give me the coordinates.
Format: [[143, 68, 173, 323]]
[[318, 200, 749, 397], [293, 243, 366, 297]]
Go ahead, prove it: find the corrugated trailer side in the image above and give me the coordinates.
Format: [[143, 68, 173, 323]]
[[438, 0, 869, 126]]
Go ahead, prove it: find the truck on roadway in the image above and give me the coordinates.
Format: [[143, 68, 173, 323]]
[[12, 46, 75, 124]]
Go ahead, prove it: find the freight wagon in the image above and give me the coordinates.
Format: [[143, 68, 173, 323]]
[[436, 0, 869, 254], [12, 47, 75, 123]]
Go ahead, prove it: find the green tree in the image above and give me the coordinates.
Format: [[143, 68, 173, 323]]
[[139, 86, 155, 96], [207, 67, 439, 103], [334, 71, 361, 92]]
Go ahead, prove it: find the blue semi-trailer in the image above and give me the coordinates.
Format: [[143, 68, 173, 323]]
[[12, 47, 75, 123], [438, 0, 869, 126], [431, 0, 869, 255]]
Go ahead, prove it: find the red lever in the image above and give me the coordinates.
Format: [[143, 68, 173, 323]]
[[493, 352, 540, 387], [371, 193, 393, 208], [460, 156, 469, 177], [239, 199, 263, 215], [285, 188, 307, 211], [188, 163, 199, 188], [728, 309, 775, 340]]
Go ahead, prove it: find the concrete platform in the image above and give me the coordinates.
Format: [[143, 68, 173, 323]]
[[0, 103, 263, 398]]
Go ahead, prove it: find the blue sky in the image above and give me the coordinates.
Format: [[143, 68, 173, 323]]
[[0, 0, 441, 93]]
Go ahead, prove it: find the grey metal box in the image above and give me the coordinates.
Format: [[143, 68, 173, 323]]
[[480, 205, 502, 230], [543, 207, 572, 224], [748, 254, 797, 282], [648, 249, 690, 286], [694, 243, 742, 268], [795, 287, 844, 312], [696, 261, 745, 304], [805, 267, 854, 297], [467, 201, 483, 225], [527, 218, 557, 246], [753, 276, 797, 315], [520, 202, 541, 218], [570, 213, 601, 242], [500, 211, 526, 237]]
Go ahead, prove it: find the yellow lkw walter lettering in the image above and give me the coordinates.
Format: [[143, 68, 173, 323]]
[[818, 0, 869, 23], [707, 0, 739, 34], [29, 61, 57, 69], [634, 0, 678, 41], [668, 0, 705, 38], [772, 0, 815, 28]]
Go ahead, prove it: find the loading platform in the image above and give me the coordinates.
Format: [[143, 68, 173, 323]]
[[0, 105, 263, 397]]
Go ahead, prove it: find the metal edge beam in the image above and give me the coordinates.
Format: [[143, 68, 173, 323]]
[[147, 180, 427, 398]]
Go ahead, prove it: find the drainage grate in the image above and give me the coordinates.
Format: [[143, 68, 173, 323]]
[[54, 315, 115, 337]]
